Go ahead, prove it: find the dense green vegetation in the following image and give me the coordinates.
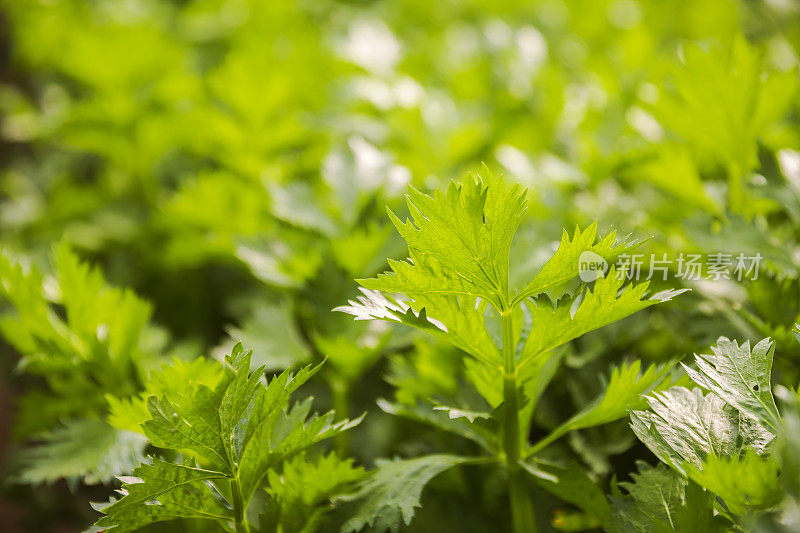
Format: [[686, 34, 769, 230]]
[[1, 0, 800, 531]]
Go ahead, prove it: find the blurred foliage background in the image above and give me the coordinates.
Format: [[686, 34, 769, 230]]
[[0, 0, 799, 531]]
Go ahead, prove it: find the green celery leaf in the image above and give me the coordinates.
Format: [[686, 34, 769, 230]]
[[0, 243, 165, 401], [340, 455, 473, 533], [358, 167, 526, 311], [16, 419, 146, 485], [236, 366, 362, 502], [334, 288, 443, 332], [529, 361, 674, 455], [404, 293, 502, 366], [689, 450, 781, 515], [377, 399, 496, 453], [609, 461, 726, 533], [336, 288, 502, 367], [652, 35, 797, 175], [632, 388, 737, 473], [107, 357, 223, 434], [511, 222, 642, 305], [627, 144, 723, 216], [262, 453, 365, 533], [683, 336, 780, 432], [94, 342, 361, 531], [518, 270, 686, 368], [94, 459, 231, 533], [144, 387, 231, 472], [631, 387, 775, 479]]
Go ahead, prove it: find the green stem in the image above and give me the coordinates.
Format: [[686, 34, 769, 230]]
[[501, 310, 536, 533], [526, 431, 560, 458], [231, 476, 250, 533]]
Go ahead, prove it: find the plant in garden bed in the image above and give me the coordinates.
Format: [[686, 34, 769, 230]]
[[0, 243, 169, 484], [625, 35, 800, 370], [92, 342, 363, 533], [618, 331, 797, 531], [337, 168, 686, 532]]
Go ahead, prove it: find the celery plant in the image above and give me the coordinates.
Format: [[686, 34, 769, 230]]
[[338, 168, 685, 532]]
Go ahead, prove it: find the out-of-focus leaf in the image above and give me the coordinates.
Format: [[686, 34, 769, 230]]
[[523, 461, 611, 527], [219, 302, 311, 371], [107, 357, 223, 434], [262, 453, 365, 533], [17, 419, 146, 485], [377, 399, 496, 453], [340, 455, 472, 533], [529, 361, 674, 455], [690, 450, 781, 514]]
